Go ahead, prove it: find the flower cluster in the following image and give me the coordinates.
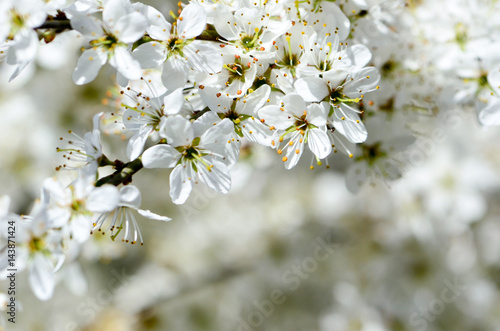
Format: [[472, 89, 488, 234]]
[[1, 0, 500, 304]]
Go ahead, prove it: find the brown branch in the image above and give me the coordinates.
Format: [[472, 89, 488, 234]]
[[95, 157, 143, 187]]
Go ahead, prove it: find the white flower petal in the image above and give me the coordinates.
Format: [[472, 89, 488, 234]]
[[163, 88, 185, 115], [488, 68, 500, 96], [259, 105, 295, 130], [0, 195, 10, 219], [238, 85, 271, 116], [282, 94, 307, 118], [47, 207, 71, 228], [284, 132, 305, 169], [162, 57, 189, 90], [86, 185, 120, 213], [294, 77, 329, 102], [142, 144, 181, 169], [137, 209, 172, 221], [170, 164, 193, 204], [347, 44, 372, 68], [199, 86, 233, 113], [103, 0, 128, 26], [142, 5, 171, 40], [333, 104, 367, 143], [119, 185, 142, 208], [127, 125, 152, 160], [346, 162, 368, 194], [242, 117, 273, 146], [317, 2, 350, 41], [177, 4, 207, 40], [478, 99, 500, 126], [184, 42, 222, 74], [7, 30, 38, 81], [307, 103, 327, 127], [43, 178, 70, 205], [112, 46, 142, 81], [29, 254, 55, 301], [132, 42, 167, 69], [71, 214, 92, 243], [213, 11, 238, 40], [323, 69, 349, 88], [308, 128, 332, 159], [192, 109, 223, 137], [114, 12, 148, 44], [162, 115, 194, 146], [343, 67, 380, 98], [197, 159, 231, 194], [72, 48, 107, 85], [200, 118, 234, 155], [69, 14, 103, 37]]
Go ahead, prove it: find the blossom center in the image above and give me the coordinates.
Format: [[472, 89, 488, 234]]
[[90, 34, 121, 50], [8, 10, 26, 39], [28, 237, 45, 253]]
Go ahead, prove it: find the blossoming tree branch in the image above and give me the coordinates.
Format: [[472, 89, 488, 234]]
[[1, 0, 500, 301]]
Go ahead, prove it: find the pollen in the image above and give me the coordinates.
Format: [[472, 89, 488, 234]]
[[282, 156, 288, 162]]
